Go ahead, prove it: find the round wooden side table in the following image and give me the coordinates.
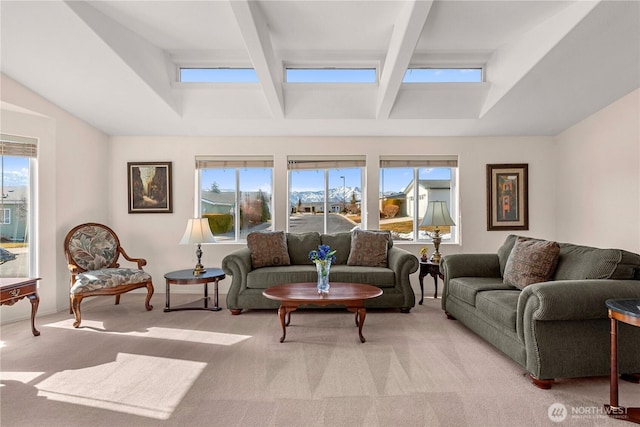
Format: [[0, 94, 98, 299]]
[[164, 268, 225, 312], [605, 298, 640, 423]]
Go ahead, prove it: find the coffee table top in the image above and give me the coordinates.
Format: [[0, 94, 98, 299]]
[[263, 282, 382, 303]]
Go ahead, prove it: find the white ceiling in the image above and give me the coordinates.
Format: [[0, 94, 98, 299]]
[[1, 0, 638, 137]]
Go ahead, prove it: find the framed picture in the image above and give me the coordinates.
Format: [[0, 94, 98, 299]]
[[486, 163, 528, 231], [127, 162, 173, 213]]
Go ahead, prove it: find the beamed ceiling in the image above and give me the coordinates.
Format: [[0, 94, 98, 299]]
[[1, 0, 639, 137]]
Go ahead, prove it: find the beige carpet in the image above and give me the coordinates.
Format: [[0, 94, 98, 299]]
[[1, 294, 637, 427]]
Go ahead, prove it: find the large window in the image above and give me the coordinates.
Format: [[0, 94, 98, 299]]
[[1, 134, 37, 277], [288, 156, 365, 234], [379, 156, 458, 242], [197, 157, 273, 242]]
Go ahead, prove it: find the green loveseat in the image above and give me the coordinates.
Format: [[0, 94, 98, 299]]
[[440, 234, 640, 389], [222, 231, 419, 314]]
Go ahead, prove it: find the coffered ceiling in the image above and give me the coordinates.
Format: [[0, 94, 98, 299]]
[[1, 0, 638, 136]]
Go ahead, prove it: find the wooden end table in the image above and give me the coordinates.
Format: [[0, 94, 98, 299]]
[[1, 277, 41, 336], [164, 268, 225, 312], [418, 260, 443, 304], [605, 298, 640, 423], [262, 282, 382, 343]]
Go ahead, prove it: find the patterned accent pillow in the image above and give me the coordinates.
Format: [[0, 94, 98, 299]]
[[503, 237, 560, 289], [347, 229, 389, 267], [247, 231, 291, 269]]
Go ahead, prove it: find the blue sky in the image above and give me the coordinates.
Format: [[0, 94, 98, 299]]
[[1, 157, 29, 186], [202, 167, 451, 193]]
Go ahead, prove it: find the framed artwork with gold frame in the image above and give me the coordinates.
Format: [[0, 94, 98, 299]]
[[486, 163, 528, 230], [127, 161, 173, 213]]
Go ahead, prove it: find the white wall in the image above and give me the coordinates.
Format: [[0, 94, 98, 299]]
[[555, 88, 640, 252], [109, 135, 558, 294], [1, 74, 109, 323]]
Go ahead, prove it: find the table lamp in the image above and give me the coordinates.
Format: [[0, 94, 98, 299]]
[[420, 201, 456, 263], [180, 218, 216, 275]]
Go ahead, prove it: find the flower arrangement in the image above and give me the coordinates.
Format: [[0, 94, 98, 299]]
[[309, 245, 336, 294], [308, 244, 337, 265], [419, 247, 428, 260]]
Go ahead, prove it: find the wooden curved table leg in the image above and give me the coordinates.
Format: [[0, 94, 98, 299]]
[[285, 310, 292, 326], [278, 306, 287, 343], [357, 307, 367, 343], [28, 294, 40, 336]]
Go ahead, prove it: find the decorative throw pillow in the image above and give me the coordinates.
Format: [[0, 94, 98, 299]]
[[347, 229, 389, 267], [247, 231, 291, 269], [503, 237, 560, 289]]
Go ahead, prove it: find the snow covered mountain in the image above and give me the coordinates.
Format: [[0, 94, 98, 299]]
[[290, 187, 361, 206]]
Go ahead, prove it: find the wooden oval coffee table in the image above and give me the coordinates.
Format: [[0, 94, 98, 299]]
[[262, 282, 383, 343]]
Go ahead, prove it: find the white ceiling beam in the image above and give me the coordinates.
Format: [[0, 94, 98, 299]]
[[376, 0, 434, 119], [64, 1, 181, 116], [480, 0, 601, 117], [230, 0, 284, 119]]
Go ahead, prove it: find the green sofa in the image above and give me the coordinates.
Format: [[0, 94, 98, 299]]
[[222, 231, 419, 314], [440, 235, 640, 389]]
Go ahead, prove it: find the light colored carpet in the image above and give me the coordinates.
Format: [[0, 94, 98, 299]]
[[1, 294, 637, 427]]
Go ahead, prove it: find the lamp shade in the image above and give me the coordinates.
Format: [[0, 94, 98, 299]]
[[179, 218, 216, 245], [420, 201, 456, 227]]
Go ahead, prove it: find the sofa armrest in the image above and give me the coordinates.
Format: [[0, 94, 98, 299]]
[[221, 247, 253, 310], [440, 253, 501, 310], [440, 253, 501, 280], [388, 246, 419, 308], [518, 279, 640, 323]]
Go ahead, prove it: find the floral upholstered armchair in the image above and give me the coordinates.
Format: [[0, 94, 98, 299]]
[[64, 223, 154, 328]]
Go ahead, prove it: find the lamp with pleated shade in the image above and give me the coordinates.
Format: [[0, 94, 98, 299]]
[[180, 218, 216, 275], [420, 201, 455, 263]]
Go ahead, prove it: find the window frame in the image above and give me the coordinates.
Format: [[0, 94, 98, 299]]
[[379, 156, 459, 244], [196, 156, 274, 242], [287, 156, 366, 234]]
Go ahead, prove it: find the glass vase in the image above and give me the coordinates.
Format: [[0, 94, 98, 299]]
[[316, 261, 331, 294]]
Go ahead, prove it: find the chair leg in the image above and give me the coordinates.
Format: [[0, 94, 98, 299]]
[[144, 282, 154, 311], [115, 295, 121, 305], [71, 295, 83, 328]]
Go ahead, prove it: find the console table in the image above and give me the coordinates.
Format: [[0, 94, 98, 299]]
[[605, 298, 640, 423], [418, 260, 443, 304], [0, 277, 41, 336], [164, 268, 225, 312]]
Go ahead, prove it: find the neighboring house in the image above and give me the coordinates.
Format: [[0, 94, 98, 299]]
[[0, 186, 28, 242], [403, 180, 451, 220], [201, 190, 235, 214]]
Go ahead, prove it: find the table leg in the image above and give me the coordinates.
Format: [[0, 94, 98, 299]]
[[164, 279, 171, 312], [278, 305, 288, 343], [610, 318, 619, 409], [418, 274, 425, 305], [357, 307, 367, 343], [203, 282, 209, 308], [213, 278, 219, 309], [27, 294, 40, 336], [433, 274, 438, 299]]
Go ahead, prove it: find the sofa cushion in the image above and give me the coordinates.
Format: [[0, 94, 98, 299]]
[[554, 244, 639, 280], [247, 231, 291, 268], [320, 232, 351, 265], [503, 237, 560, 289], [245, 265, 395, 289], [475, 290, 520, 332], [448, 277, 512, 307], [287, 232, 321, 265], [347, 229, 389, 267], [497, 234, 519, 277]]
